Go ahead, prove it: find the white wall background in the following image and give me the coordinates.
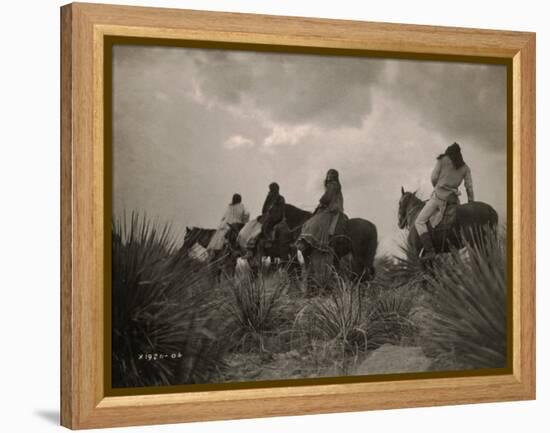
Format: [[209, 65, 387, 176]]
[[0, 0, 546, 431]]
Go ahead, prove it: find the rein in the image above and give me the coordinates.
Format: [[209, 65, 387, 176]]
[[403, 198, 424, 229]]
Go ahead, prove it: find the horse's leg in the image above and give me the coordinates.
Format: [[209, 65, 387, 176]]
[[335, 239, 356, 281], [216, 249, 230, 283], [332, 249, 341, 275], [248, 250, 260, 278], [301, 247, 317, 298], [226, 252, 237, 279], [286, 253, 301, 292], [309, 248, 333, 296], [350, 255, 365, 281], [407, 229, 423, 262], [281, 246, 302, 296], [207, 250, 222, 285], [364, 232, 378, 281]]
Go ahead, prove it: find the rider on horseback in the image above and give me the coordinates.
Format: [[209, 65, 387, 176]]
[[206, 193, 250, 255], [415, 142, 475, 260], [298, 168, 345, 252], [260, 182, 286, 242]]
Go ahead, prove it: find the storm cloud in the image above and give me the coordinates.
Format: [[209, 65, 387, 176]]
[[112, 45, 507, 255], [386, 60, 506, 152], [191, 50, 386, 129]]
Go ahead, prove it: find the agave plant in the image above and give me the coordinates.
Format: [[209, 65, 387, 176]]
[[423, 226, 508, 370], [111, 212, 228, 388]]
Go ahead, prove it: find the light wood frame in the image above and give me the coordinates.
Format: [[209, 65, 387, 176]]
[[60, 2, 536, 429]]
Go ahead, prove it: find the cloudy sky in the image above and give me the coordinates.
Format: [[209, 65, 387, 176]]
[[112, 45, 507, 256]]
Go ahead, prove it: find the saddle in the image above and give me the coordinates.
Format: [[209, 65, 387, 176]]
[[329, 213, 348, 238], [238, 219, 263, 251]]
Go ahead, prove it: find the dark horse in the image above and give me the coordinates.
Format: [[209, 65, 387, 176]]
[[263, 204, 313, 264], [268, 204, 377, 281], [398, 187, 498, 257], [299, 215, 378, 282], [225, 204, 312, 273]]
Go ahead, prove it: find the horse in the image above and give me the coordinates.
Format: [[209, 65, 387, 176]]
[[179, 226, 238, 279], [262, 204, 313, 264], [224, 204, 311, 276], [298, 215, 378, 284], [243, 204, 377, 283], [397, 186, 498, 258], [180, 226, 215, 254]]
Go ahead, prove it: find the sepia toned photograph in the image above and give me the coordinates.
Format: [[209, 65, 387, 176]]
[[110, 42, 508, 390]]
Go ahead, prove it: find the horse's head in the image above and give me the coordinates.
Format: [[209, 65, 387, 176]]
[[182, 226, 216, 251], [284, 203, 313, 230], [398, 186, 418, 229]]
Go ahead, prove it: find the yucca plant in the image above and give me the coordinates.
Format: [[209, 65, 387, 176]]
[[111, 212, 229, 388], [364, 285, 416, 349], [289, 271, 370, 376], [300, 271, 368, 353], [356, 252, 420, 350], [423, 226, 507, 370], [223, 271, 290, 352]]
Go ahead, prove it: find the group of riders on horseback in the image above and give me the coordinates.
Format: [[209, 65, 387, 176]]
[[204, 167, 354, 272], [195, 141, 496, 279]]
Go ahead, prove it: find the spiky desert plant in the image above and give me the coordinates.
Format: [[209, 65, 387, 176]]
[[302, 271, 368, 353], [111, 212, 228, 388], [223, 271, 290, 352], [364, 286, 416, 349], [360, 251, 421, 349], [424, 226, 507, 370]]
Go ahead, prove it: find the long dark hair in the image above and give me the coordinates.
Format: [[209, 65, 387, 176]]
[[324, 168, 341, 189], [269, 182, 280, 194], [231, 193, 242, 205], [438, 142, 465, 169]]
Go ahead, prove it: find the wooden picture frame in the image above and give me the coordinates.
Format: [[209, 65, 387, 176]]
[[60, 2, 536, 429]]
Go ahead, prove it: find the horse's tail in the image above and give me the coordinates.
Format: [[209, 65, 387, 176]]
[[348, 218, 378, 281], [364, 224, 378, 280], [456, 202, 500, 249], [473, 202, 499, 232], [489, 205, 499, 227]]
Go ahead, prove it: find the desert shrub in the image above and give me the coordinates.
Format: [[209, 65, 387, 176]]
[[422, 227, 507, 370], [111, 212, 229, 388]]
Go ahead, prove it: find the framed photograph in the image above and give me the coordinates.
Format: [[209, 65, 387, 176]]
[[60, 2, 535, 429]]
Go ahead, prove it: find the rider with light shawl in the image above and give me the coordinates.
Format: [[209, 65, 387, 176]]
[[415, 142, 475, 260]]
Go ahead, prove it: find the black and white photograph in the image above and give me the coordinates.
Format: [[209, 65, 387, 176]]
[[110, 42, 508, 389]]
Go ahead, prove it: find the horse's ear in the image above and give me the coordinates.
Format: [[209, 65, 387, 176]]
[[185, 226, 190, 233], [413, 190, 418, 197], [401, 186, 405, 195]]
